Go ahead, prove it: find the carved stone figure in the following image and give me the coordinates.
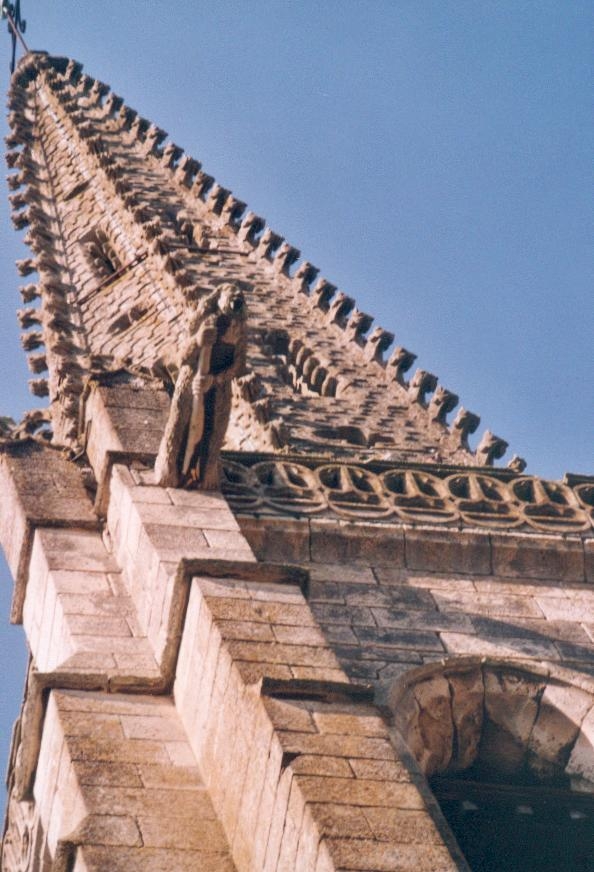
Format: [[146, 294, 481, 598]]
[[154, 283, 247, 489], [2, 795, 38, 872]]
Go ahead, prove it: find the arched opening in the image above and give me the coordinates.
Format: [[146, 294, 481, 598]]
[[391, 659, 594, 872]]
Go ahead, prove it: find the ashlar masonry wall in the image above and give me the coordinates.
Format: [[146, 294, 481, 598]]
[[238, 513, 594, 704], [2, 378, 592, 871], [0, 427, 464, 871]]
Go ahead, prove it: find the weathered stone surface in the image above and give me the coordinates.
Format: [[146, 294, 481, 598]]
[[2, 48, 593, 872], [0, 442, 99, 622], [404, 528, 491, 575], [311, 519, 406, 566], [490, 533, 585, 581], [24, 690, 237, 869]]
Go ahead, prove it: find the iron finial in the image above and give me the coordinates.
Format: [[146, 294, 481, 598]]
[[1, 0, 28, 74]]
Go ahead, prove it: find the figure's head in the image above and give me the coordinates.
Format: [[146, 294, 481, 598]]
[[216, 283, 246, 318]]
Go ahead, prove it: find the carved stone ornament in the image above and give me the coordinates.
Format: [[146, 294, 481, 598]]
[[1, 795, 39, 872], [221, 457, 594, 534], [155, 283, 247, 489]]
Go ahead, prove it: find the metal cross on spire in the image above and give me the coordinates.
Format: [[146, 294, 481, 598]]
[[1, 0, 28, 74]]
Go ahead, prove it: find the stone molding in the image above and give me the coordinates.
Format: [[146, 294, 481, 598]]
[[222, 455, 594, 536]]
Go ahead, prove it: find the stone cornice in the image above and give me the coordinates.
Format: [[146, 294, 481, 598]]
[[221, 452, 594, 536]]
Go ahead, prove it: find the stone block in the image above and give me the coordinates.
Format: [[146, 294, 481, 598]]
[[310, 519, 405, 566], [128, 485, 173, 505], [355, 625, 444, 653], [349, 758, 409, 782], [312, 709, 389, 739], [294, 804, 323, 871], [249, 582, 305, 603], [76, 762, 143, 789], [66, 614, 132, 637], [77, 845, 235, 872], [237, 515, 311, 563], [404, 528, 491, 575], [372, 607, 474, 634], [434, 590, 544, 619], [218, 619, 276, 642], [566, 704, 594, 783], [119, 714, 187, 742], [290, 665, 348, 682], [74, 814, 142, 847], [232, 712, 275, 864], [294, 775, 424, 809], [202, 528, 255, 559], [535, 596, 590, 622], [277, 731, 397, 760], [226, 640, 339, 669], [138, 763, 202, 789], [140, 522, 209, 559], [363, 807, 444, 844], [262, 768, 293, 872], [309, 563, 377, 585], [137, 815, 229, 851], [136, 500, 241, 533], [273, 624, 327, 645], [250, 737, 285, 870], [202, 598, 269, 628], [325, 837, 457, 871], [291, 756, 353, 778], [0, 460, 30, 599], [321, 624, 360, 645], [585, 539, 594, 583], [35, 529, 118, 574], [528, 683, 593, 772], [312, 602, 376, 627], [84, 379, 168, 487], [309, 801, 372, 839], [262, 697, 318, 733], [274, 779, 306, 870], [491, 533, 585, 581], [0, 443, 99, 621], [441, 630, 559, 661]]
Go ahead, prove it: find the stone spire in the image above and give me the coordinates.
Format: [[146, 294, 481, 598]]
[[7, 51, 505, 466], [2, 47, 594, 872]]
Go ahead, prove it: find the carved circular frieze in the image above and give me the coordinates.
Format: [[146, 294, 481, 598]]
[[446, 472, 523, 528], [221, 457, 594, 534], [574, 483, 594, 526], [254, 461, 327, 514], [220, 460, 263, 511], [381, 469, 458, 524], [316, 464, 392, 519], [511, 477, 590, 533]]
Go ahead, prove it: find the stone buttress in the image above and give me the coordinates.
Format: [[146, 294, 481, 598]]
[[1, 51, 593, 872]]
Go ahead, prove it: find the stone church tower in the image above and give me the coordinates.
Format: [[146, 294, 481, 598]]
[[1, 51, 593, 871]]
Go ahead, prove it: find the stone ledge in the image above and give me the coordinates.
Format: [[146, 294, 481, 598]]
[[222, 453, 594, 539], [184, 558, 309, 593], [0, 441, 100, 623], [260, 677, 375, 705], [238, 514, 590, 584]]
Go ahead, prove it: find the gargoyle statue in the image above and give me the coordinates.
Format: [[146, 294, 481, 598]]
[[154, 283, 247, 489]]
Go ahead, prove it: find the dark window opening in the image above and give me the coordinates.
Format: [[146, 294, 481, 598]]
[[431, 768, 594, 872], [82, 228, 122, 279]]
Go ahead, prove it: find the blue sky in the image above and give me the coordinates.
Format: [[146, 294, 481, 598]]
[[0, 0, 592, 816]]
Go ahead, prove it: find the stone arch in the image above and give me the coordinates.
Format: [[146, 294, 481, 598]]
[[390, 657, 594, 789], [390, 658, 594, 871]]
